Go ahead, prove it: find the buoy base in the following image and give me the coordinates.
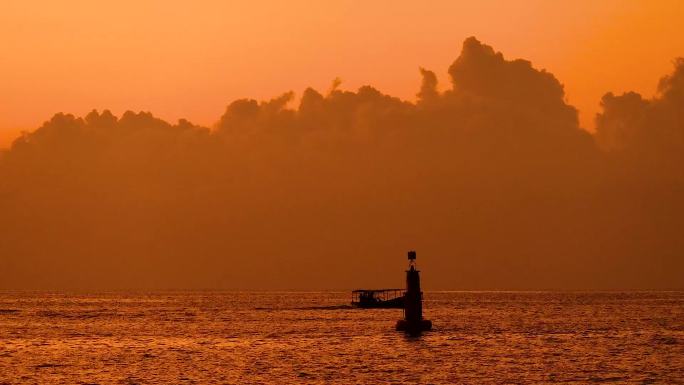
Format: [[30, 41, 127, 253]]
[[395, 319, 432, 333]]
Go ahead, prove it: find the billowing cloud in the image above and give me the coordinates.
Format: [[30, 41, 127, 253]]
[[596, 58, 684, 165], [0, 37, 681, 290]]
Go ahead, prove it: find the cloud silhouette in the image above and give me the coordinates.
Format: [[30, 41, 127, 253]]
[[0, 37, 682, 290], [597, 58, 684, 163]]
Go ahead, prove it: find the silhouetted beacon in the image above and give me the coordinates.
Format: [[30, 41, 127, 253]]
[[396, 251, 432, 333]]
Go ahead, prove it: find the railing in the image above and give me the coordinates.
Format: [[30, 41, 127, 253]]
[[351, 289, 405, 304]]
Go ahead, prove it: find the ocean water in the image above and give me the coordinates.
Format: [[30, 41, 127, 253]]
[[0, 291, 682, 384]]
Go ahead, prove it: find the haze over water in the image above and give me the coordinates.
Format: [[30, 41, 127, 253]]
[[2, 36, 684, 292], [1, 291, 682, 384]]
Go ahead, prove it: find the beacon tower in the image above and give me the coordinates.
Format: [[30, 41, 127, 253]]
[[396, 250, 432, 333]]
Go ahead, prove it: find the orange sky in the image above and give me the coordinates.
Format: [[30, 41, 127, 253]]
[[1, 0, 683, 148]]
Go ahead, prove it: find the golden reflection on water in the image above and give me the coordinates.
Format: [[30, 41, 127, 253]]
[[0, 292, 682, 384]]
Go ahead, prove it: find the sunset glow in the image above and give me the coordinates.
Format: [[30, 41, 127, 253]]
[[2, 1, 683, 147], [1, 2, 683, 384]]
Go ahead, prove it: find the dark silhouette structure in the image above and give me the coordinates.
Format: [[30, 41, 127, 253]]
[[396, 251, 432, 334], [351, 289, 405, 308]]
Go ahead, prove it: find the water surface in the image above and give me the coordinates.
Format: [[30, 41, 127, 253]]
[[0, 291, 682, 384]]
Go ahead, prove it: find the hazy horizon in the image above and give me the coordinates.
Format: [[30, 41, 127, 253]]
[[1, 36, 683, 291]]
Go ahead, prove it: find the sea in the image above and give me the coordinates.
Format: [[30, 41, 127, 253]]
[[0, 291, 682, 384]]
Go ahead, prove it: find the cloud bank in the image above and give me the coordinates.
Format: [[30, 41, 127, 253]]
[[1, 37, 682, 290]]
